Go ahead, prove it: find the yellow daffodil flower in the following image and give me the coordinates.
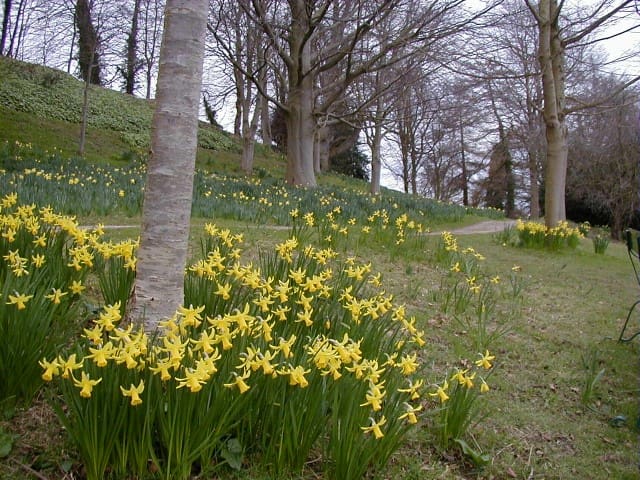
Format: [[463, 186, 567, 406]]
[[397, 353, 420, 375], [361, 416, 387, 439], [475, 350, 495, 370], [399, 403, 423, 424], [284, 365, 310, 388], [45, 288, 67, 305], [429, 380, 450, 403], [87, 341, 115, 367], [73, 371, 102, 398], [215, 282, 232, 300], [177, 304, 205, 328], [120, 380, 144, 405], [361, 381, 386, 411], [58, 353, 83, 379], [224, 371, 251, 394], [31, 253, 46, 268], [398, 378, 424, 400], [69, 280, 85, 295], [7, 291, 33, 310], [480, 379, 490, 393], [150, 358, 174, 381], [39, 358, 60, 381]]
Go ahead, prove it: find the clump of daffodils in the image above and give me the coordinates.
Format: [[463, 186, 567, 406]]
[[514, 219, 582, 250], [429, 350, 497, 454], [42, 222, 428, 480]]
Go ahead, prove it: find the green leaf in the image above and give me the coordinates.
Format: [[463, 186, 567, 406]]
[[453, 438, 491, 467], [220, 438, 243, 471]]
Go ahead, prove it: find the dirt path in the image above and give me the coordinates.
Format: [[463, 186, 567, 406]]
[[84, 219, 518, 235], [445, 219, 516, 235]]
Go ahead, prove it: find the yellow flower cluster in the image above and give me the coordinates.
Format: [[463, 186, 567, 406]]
[[429, 350, 495, 403], [40, 222, 427, 439], [515, 219, 583, 248]]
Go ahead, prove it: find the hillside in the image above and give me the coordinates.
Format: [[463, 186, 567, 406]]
[[0, 56, 280, 175]]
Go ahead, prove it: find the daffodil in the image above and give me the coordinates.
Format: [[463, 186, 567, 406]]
[[361, 416, 387, 439], [31, 253, 46, 267], [429, 380, 450, 403], [150, 357, 174, 381], [398, 379, 424, 400], [178, 304, 205, 328], [397, 353, 419, 375], [45, 288, 67, 304], [121, 380, 144, 405], [224, 371, 251, 394], [73, 371, 102, 398], [480, 379, 490, 393], [69, 280, 85, 295], [58, 354, 83, 379], [360, 381, 386, 411], [7, 291, 33, 310], [475, 350, 495, 370], [39, 358, 60, 381], [399, 403, 423, 424], [87, 341, 116, 367], [284, 365, 310, 388]]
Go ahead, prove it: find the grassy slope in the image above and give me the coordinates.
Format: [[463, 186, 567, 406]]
[[0, 58, 638, 480], [0, 55, 285, 175]]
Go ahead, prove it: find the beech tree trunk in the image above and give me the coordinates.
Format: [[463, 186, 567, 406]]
[[133, 0, 207, 329], [285, 83, 316, 186]]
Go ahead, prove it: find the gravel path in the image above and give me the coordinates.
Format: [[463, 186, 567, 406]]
[[83, 219, 518, 235], [445, 219, 517, 235]]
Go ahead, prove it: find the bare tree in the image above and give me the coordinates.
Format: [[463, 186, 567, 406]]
[[525, 0, 640, 227], [229, 0, 489, 187], [133, 0, 208, 329], [208, 0, 266, 175], [567, 80, 639, 238]]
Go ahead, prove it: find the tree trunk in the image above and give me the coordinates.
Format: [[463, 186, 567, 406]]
[[79, 58, 94, 157], [459, 120, 468, 206], [133, 0, 207, 330], [527, 146, 541, 218], [370, 119, 382, 195], [7, 0, 25, 57], [536, 0, 567, 227], [285, 69, 316, 186], [240, 95, 260, 175], [75, 0, 101, 85], [316, 124, 330, 172], [0, 0, 11, 56], [257, 44, 271, 147], [259, 90, 271, 147], [124, 0, 141, 95]]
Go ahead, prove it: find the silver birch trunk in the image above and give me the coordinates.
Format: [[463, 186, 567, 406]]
[[133, 0, 208, 330]]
